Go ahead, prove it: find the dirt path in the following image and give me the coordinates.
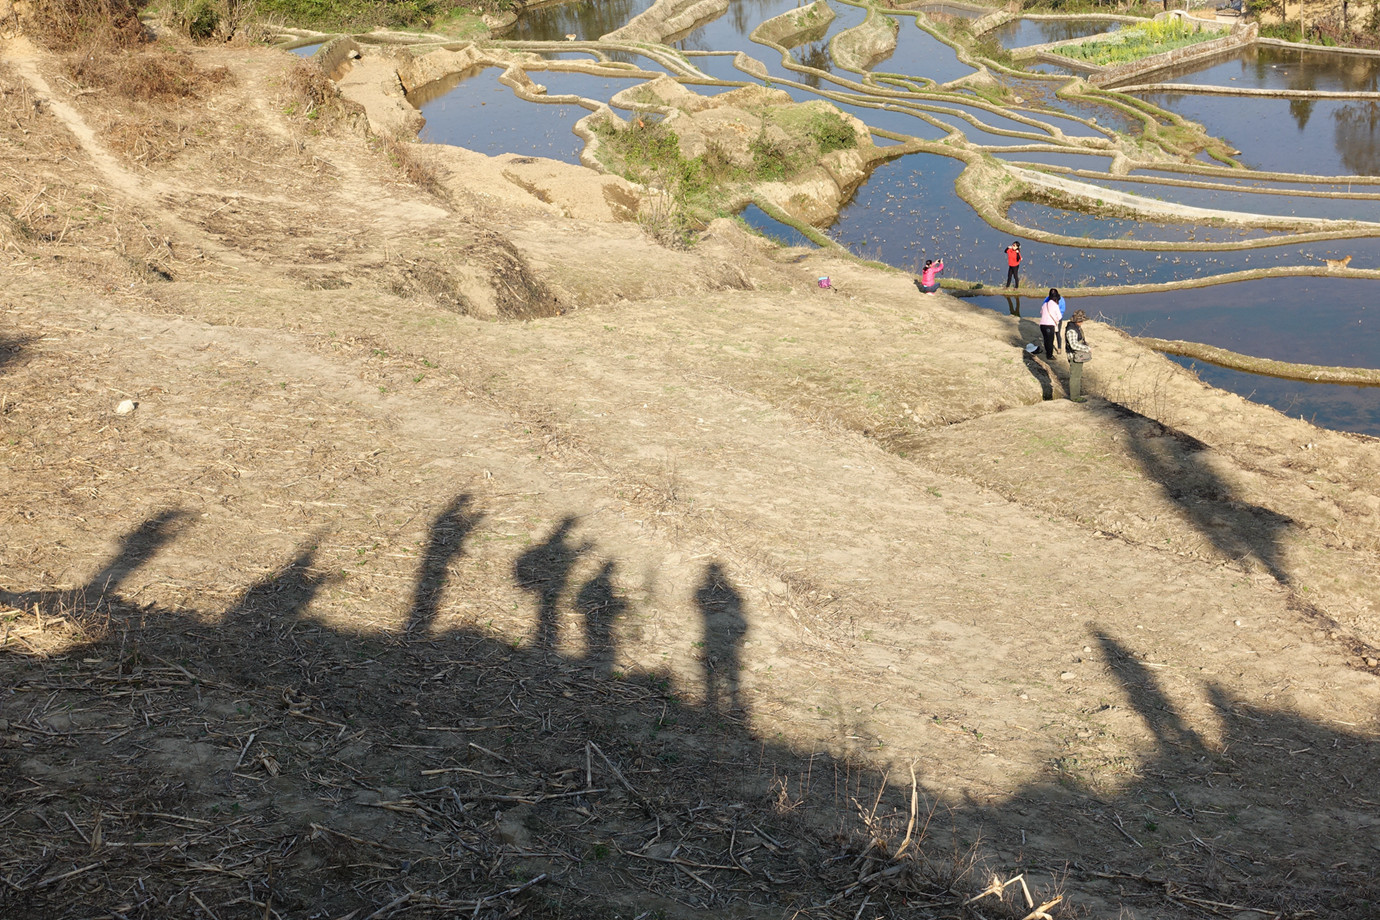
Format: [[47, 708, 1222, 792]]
[[2, 29, 1379, 920]]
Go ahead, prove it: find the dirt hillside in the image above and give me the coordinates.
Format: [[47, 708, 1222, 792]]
[[1, 22, 1379, 920]]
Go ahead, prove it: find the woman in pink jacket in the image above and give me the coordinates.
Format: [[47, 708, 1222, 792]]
[[918, 258, 944, 294], [1039, 288, 1065, 359]]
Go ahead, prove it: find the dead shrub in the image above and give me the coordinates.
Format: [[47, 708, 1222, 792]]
[[282, 59, 363, 130], [22, 0, 149, 51], [68, 47, 228, 101], [163, 0, 257, 42], [381, 136, 442, 198], [101, 112, 194, 164]]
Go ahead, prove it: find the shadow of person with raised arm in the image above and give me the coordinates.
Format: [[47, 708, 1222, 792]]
[[0, 510, 189, 617], [405, 494, 482, 638], [1109, 403, 1295, 585], [1, 509, 190, 619], [1097, 632, 1203, 754], [85, 509, 190, 598], [694, 562, 748, 716], [223, 539, 333, 628], [514, 517, 586, 653], [576, 560, 624, 679]]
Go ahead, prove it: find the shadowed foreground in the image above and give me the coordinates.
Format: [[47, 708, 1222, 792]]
[[3, 507, 1378, 920]]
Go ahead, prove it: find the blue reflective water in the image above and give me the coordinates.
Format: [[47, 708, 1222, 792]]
[[997, 150, 1118, 170], [1071, 175, 1380, 222], [873, 16, 975, 85], [972, 278, 1380, 434], [500, 0, 660, 41], [410, 67, 588, 164], [1149, 43, 1380, 92], [830, 98, 952, 140], [530, 70, 662, 103], [920, 3, 986, 20], [290, 42, 323, 57], [987, 16, 1123, 50], [1141, 92, 1380, 177], [1072, 276, 1380, 369], [826, 152, 1002, 274], [740, 204, 818, 247]]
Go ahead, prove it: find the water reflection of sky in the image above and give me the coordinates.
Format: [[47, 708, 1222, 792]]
[[1070, 175, 1380, 222], [410, 67, 587, 164], [529, 70, 662, 102], [1170, 360, 1379, 436], [875, 16, 975, 85], [739, 204, 818, 247], [827, 152, 1005, 274], [500, 0, 660, 41], [997, 151, 1118, 170], [973, 280, 1380, 434], [1146, 44, 1380, 92], [289, 42, 323, 58], [987, 16, 1122, 50], [1140, 93, 1380, 177]]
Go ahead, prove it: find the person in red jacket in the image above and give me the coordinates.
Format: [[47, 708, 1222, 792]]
[[1003, 241, 1022, 289]]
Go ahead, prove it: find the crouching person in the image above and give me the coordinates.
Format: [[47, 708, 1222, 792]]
[[1065, 309, 1091, 402]]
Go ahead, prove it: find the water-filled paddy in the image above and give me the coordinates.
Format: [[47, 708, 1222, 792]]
[[995, 150, 1118, 171], [410, 67, 588, 164], [1146, 43, 1380, 93], [1141, 92, 1380, 177], [499, 0, 661, 41], [871, 17, 975, 85], [411, 0, 1380, 434], [988, 16, 1124, 50], [527, 70, 662, 103]]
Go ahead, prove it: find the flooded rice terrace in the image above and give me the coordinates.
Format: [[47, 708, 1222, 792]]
[[408, 0, 1380, 435]]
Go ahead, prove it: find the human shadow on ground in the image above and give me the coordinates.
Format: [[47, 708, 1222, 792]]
[[1009, 316, 1056, 399], [2, 504, 1377, 919], [981, 629, 1380, 918], [407, 494, 483, 636], [0, 334, 30, 374], [1105, 401, 1295, 585], [514, 517, 589, 653], [694, 562, 747, 715]]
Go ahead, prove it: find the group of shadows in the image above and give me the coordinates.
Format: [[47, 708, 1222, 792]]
[[2, 332, 1378, 917], [2, 494, 1379, 918]]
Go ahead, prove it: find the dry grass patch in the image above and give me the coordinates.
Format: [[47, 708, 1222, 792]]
[[20, 0, 148, 51], [282, 57, 365, 130]]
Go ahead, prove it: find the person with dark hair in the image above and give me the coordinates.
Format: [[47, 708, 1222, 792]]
[[1064, 309, 1091, 402], [918, 257, 945, 294], [1039, 288, 1065, 359], [1003, 241, 1022, 288]]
